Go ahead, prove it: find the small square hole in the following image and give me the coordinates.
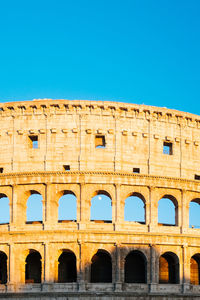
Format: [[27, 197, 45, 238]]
[[0, 168, 3, 173], [133, 168, 140, 173], [195, 174, 200, 180], [163, 142, 173, 155], [29, 136, 38, 149], [63, 165, 70, 171], [95, 135, 106, 148]]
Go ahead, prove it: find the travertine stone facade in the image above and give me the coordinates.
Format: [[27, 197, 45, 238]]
[[0, 99, 200, 299]]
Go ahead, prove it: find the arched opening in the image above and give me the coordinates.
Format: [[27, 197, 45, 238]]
[[0, 252, 7, 284], [58, 250, 77, 282], [90, 191, 112, 222], [124, 193, 145, 223], [25, 250, 42, 283], [91, 250, 112, 283], [158, 195, 178, 226], [58, 191, 77, 222], [159, 252, 179, 284], [189, 199, 200, 228], [0, 194, 10, 224], [125, 250, 147, 283], [190, 254, 200, 285], [26, 191, 43, 223]]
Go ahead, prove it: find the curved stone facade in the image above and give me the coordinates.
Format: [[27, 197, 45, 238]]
[[0, 99, 200, 299]]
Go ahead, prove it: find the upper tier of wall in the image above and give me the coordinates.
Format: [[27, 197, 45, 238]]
[[0, 99, 199, 179]]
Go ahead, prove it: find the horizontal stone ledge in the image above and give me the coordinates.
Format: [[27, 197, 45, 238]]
[[0, 283, 198, 295], [0, 170, 198, 185]]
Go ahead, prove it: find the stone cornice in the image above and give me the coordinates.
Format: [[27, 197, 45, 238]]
[[0, 99, 199, 127], [0, 170, 199, 188]]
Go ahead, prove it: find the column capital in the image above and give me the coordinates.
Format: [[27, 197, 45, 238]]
[[149, 186, 156, 192], [149, 243, 156, 248], [114, 243, 121, 248], [181, 188, 187, 194], [11, 184, 18, 188], [77, 239, 85, 246], [114, 183, 121, 188]]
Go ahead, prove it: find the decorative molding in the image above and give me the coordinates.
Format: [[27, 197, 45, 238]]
[[0, 170, 199, 187], [0, 99, 199, 129]]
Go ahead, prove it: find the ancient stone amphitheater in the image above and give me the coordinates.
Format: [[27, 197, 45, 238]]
[[0, 99, 200, 299]]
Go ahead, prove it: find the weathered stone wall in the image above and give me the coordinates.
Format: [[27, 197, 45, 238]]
[[0, 99, 199, 178], [0, 99, 200, 299]]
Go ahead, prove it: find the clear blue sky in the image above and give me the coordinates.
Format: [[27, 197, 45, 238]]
[[0, 0, 200, 115], [0, 1, 200, 226]]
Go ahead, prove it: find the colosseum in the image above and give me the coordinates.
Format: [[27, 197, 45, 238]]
[[0, 99, 200, 299]]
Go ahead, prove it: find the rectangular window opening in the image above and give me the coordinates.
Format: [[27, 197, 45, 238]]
[[0, 168, 3, 173], [195, 174, 200, 180], [133, 168, 140, 173], [95, 135, 106, 148], [63, 165, 70, 171], [29, 135, 38, 149], [163, 142, 173, 155]]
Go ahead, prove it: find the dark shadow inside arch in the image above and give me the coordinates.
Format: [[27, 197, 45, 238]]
[[189, 199, 200, 228], [58, 250, 77, 282], [190, 254, 200, 285], [125, 250, 147, 283], [159, 252, 179, 284], [26, 191, 43, 224], [0, 252, 7, 284], [91, 249, 112, 283], [0, 245, 189, 289], [124, 192, 146, 224], [25, 250, 41, 283], [0, 194, 10, 225], [158, 195, 178, 226], [58, 191, 77, 222], [90, 191, 112, 223]]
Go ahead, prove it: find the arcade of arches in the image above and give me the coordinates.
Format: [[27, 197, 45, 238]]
[[1, 187, 200, 228], [0, 248, 200, 286], [0, 179, 200, 296]]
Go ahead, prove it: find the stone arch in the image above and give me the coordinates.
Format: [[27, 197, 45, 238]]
[[190, 254, 200, 285], [0, 193, 10, 224], [124, 250, 147, 283], [22, 185, 45, 203], [58, 190, 77, 222], [159, 251, 179, 283], [25, 250, 42, 283], [86, 185, 115, 204], [158, 195, 178, 226], [58, 249, 77, 283], [26, 190, 43, 223], [189, 198, 200, 228], [124, 192, 146, 223], [0, 251, 7, 284], [90, 190, 112, 222], [90, 249, 112, 283]]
